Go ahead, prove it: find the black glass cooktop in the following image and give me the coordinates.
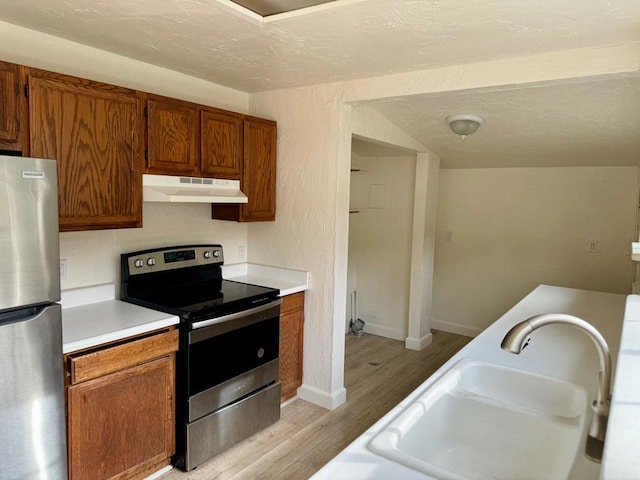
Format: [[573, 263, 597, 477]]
[[121, 245, 280, 322], [123, 279, 279, 321]]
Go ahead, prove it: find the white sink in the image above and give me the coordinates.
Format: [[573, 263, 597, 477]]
[[369, 359, 589, 480]]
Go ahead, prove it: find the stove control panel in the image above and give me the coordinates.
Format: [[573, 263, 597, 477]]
[[123, 245, 224, 275]]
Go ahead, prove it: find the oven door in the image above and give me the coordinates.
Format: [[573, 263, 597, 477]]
[[187, 299, 281, 422]]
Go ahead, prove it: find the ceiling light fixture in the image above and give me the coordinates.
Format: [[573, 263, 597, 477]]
[[446, 114, 485, 139]]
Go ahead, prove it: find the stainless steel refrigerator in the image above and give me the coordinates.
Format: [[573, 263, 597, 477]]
[[0, 155, 68, 479]]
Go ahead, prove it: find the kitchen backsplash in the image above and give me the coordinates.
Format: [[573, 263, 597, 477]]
[[59, 202, 247, 290]]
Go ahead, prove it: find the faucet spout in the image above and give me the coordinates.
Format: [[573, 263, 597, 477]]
[[501, 313, 612, 462]]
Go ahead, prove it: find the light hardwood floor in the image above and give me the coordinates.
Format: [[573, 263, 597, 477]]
[[162, 330, 471, 480]]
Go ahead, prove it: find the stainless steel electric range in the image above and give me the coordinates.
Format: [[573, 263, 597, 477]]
[[120, 244, 282, 471]]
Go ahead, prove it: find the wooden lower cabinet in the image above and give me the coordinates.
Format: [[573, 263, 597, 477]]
[[65, 328, 178, 480], [279, 292, 304, 402]]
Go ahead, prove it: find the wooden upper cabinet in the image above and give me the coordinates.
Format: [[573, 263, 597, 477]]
[[144, 98, 242, 179], [27, 69, 143, 231], [144, 94, 198, 175], [241, 116, 277, 221], [0, 61, 21, 151], [200, 107, 242, 178], [211, 116, 277, 222]]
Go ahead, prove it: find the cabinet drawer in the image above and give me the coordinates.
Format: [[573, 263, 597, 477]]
[[67, 329, 178, 384], [281, 292, 304, 314]]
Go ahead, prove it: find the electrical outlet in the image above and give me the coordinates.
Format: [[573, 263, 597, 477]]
[[587, 240, 599, 253], [445, 230, 453, 242], [60, 259, 67, 281], [238, 245, 246, 261]]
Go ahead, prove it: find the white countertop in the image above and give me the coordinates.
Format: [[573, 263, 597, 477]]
[[60, 263, 308, 354], [311, 285, 626, 480], [601, 294, 640, 479], [60, 284, 179, 354], [222, 263, 309, 296]]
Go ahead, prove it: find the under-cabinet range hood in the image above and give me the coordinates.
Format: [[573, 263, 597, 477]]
[[143, 174, 248, 204]]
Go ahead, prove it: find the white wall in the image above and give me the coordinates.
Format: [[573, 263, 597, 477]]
[[347, 152, 416, 340], [432, 166, 638, 335], [249, 44, 640, 409], [60, 204, 247, 290], [247, 89, 429, 408], [247, 87, 350, 408], [0, 22, 251, 292], [406, 152, 440, 350]]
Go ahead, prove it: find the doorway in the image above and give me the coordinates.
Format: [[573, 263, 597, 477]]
[[346, 138, 417, 341]]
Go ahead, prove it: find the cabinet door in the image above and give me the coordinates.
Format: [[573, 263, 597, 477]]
[[211, 116, 277, 222], [28, 69, 142, 231], [67, 356, 175, 480], [145, 94, 198, 175], [279, 293, 304, 402], [0, 61, 20, 150], [241, 116, 276, 221], [200, 107, 242, 178]]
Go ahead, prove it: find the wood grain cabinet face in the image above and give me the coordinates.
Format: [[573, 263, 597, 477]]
[[279, 292, 304, 402], [200, 107, 242, 178], [241, 117, 277, 221], [68, 357, 175, 480], [27, 69, 142, 231], [145, 95, 198, 176], [65, 329, 178, 480], [211, 116, 277, 222], [0, 61, 21, 151]]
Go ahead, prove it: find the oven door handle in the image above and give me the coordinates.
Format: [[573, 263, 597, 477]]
[[190, 298, 282, 331]]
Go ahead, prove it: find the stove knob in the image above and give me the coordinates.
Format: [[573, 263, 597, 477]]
[[203, 251, 212, 259], [147, 257, 156, 266], [213, 250, 221, 258], [134, 259, 144, 268]]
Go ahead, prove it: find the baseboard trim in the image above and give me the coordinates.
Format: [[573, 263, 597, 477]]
[[144, 465, 172, 480], [405, 332, 433, 351], [432, 318, 482, 337], [280, 395, 298, 408], [362, 322, 405, 341], [297, 384, 347, 410]]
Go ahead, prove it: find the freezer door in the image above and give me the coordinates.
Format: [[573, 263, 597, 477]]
[[0, 155, 60, 309], [0, 303, 67, 479]]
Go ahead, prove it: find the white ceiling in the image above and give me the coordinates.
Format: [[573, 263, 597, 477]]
[[2, 0, 639, 93], [364, 75, 640, 168], [1, 0, 639, 167]]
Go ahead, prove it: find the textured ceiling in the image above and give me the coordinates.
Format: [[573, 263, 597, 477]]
[[1, 0, 639, 167], [0, 0, 639, 92], [364, 75, 640, 168]]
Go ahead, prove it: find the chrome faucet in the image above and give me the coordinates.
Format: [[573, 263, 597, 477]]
[[501, 313, 612, 463]]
